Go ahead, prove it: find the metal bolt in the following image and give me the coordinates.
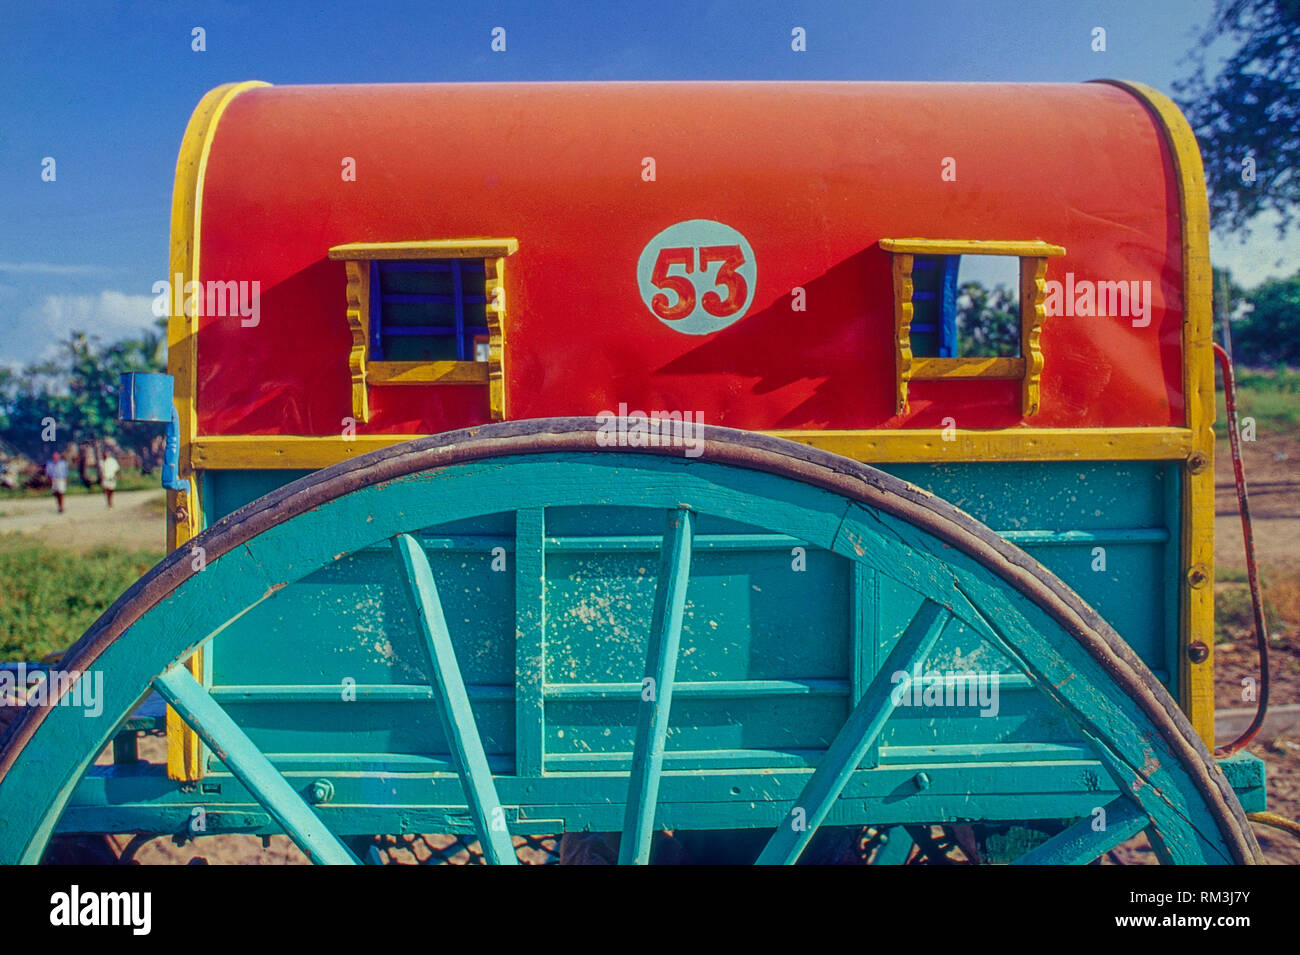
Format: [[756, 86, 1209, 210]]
[[1187, 565, 1210, 588], [309, 779, 334, 804], [1187, 641, 1210, 664], [1187, 452, 1210, 474], [914, 772, 931, 791]]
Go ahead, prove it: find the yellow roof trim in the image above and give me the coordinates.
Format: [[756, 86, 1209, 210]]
[[329, 239, 520, 260], [879, 238, 1066, 257]]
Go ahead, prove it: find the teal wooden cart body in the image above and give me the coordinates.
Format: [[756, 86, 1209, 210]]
[[0, 422, 1264, 864]]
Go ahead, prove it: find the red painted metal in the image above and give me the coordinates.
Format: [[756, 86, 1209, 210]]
[[191, 83, 1187, 436]]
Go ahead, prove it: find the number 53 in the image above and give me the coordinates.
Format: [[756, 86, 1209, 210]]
[[649, 245, 749, 321]]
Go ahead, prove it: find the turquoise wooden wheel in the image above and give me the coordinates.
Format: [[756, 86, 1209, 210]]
[[0, 419, 1261, 864]]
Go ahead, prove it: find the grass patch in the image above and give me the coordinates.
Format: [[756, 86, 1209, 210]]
[[1215, 569, 1300, 643], [0, 536, 163, 661], [1215, 365, 1300, 435]]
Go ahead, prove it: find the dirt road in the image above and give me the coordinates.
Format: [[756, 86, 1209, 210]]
[[0, 489, 165, 553], [1214, 432, 1300, 572]]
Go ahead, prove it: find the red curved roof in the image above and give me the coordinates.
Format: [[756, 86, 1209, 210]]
[[191, 82, 1188, 435]]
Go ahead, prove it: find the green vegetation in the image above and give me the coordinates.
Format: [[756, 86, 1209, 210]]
[[1215, 364, 1300, 434], [1227, 272, 1300, 366], [957, 282, 1019, 357], [1176, 0, 1300, 237], [1216, 570, 1300, 644], [0, 536, 162, 661], [0, 321, 166, 466]]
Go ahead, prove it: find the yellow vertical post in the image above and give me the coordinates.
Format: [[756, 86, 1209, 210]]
[[1099, 81, 1217, 747], [165, 81, 270, 780]]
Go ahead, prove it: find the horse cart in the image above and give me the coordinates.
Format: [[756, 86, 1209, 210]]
[[0, 80, 1278, 864]]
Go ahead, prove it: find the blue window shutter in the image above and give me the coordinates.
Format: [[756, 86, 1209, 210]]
[[369, 257, 489, 362], [452, 258, 465, 360], [938, 255, 960, 358], [369, 259, 384, 360]]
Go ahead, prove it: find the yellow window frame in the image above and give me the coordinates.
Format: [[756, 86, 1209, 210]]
[[327, 238, 519, 422], [879, 238, 1066, 416]]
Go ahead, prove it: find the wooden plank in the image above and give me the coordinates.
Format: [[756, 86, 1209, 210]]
[[153, 664, 358, 865], [544, 678, 848, 701], [328, 239, 519, 260], [1020, 254, 1049, 416], [343, 259, 370, 421], [392, 533, 518, 865], [891, 252, 914, 414], [850, 563, 878, 766], [763, 427, 1194, 463], [619, 509, 695, 865], [757, 599, 952, 864], [190, 427, 1197, 470], [909, 357, 1025, 379], [1013, 796, 1147, 864], [514, 509, 546, 777], [366, 361, 488, 384], [486, 255, 507, 421], [880, 238, 1066, 257]]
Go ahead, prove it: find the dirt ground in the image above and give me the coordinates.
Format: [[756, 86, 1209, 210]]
[[1212, 431, 1300, 864], [0, 489, 165, 553], [7, 430, 1298, 865]]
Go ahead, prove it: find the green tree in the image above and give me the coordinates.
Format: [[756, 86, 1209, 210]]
[[1231, 270, 1300, 364], [956, 281, 1020, 358], [0, 359, 74, 461], [0, 321, 166, 465], [1175, 0, 1300, 236]]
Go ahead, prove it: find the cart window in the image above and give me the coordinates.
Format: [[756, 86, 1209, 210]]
[[370, 258, 489, 362], [327, 238, 518, 424], [879, 238, 1065, 417]]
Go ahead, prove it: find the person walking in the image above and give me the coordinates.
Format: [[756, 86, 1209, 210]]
[[45, 451, 68, 514], [99, 451, 120, 508]]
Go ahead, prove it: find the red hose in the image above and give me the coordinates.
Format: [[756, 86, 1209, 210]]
[[1212, 343, 1271, 756]]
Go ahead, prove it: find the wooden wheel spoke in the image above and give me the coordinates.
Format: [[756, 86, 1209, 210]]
[[619, 509, 696, 865], [756, 599, 952, 865], [392, 533, 517, 865], [1012, 795, 1148, 865], [152, 664, 358, 865]]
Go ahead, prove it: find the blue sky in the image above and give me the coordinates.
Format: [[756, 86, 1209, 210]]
[[0, 0, 1291, 366]]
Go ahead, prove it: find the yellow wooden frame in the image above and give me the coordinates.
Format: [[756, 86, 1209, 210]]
[[1099, 81, 1217, 747], [327, 239, 519, 423], [880, 238, 1066, 416], [166, 79, 270, 779], [191, 427, 1196, 470]]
